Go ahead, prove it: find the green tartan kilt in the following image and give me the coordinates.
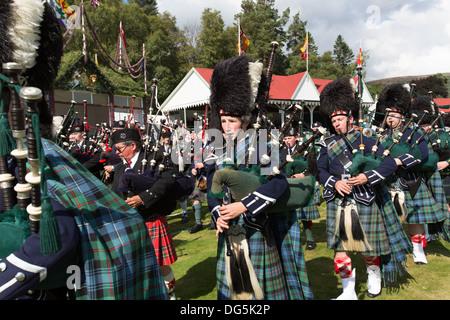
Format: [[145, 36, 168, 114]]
[[401, 179, 447, 225], [295, 202, 320, 221], [326, 198, 390, 256], [216, 212, 313, 300], [440, 173, 450, 203]]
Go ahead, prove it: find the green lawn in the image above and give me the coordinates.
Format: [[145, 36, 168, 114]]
[[167, 201, 450, 300]]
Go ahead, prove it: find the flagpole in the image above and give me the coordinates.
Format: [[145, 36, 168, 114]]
[[238, 18, 241, 56], [306, 30, 309, 73], [143, 43, 147, 95], [119, 21, 122, 71]]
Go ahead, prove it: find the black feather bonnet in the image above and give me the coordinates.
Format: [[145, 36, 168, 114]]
[[0, 0, 63, 126], [209, 55, 267, 131], [319, 77, 358, 131], [375, 83, 411, 124]]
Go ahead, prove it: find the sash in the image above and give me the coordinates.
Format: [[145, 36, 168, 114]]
[[324, 131, 375, 205], [326, 131, 359, 163]]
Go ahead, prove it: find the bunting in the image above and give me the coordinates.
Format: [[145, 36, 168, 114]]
[[90, 0, 100, 8]]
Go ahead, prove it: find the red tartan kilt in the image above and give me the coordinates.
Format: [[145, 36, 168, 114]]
[[145, 215, 177, 266]]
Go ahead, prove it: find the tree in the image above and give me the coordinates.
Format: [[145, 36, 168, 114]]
[[286, 12, 318, 55], [127, 0, 158, 15], [197, 8, 235, 68], [177, 22, 201, 73], [308, 51, 345, 80], [285, 12, 319, 75], [333, 34, 354, 76], [144, 12, 184, 99], [413, 74, 448, 98], [235, 0, 290, 74]]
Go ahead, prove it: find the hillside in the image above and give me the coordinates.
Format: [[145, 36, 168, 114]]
[[366, 72, 450, 98], [367, 72, 450, 85]]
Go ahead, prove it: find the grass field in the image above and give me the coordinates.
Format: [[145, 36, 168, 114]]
[[166, 201, 450, 300]]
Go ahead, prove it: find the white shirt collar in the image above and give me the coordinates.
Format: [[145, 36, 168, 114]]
[[129, 151, 140, 169]]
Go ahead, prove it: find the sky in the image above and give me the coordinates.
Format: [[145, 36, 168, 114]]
[[157, 0, 450, 82]]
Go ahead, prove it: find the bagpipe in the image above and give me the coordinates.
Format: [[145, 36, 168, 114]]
[[283, 107, 323, 177], [54, 100, 76, 148], [209, 126, 326, 212], [380, 101, 442, 173], [426, 92, 450, 162], [208, 42, 324, 212], [345, 65, 385, 175], [431, 124, 450, 162], [117, 78, 194, 201], [0, 62, 64, 270]]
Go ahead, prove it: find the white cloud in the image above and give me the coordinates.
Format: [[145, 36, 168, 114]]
[[158, 0, 241, 26], [362, 1, 450, 80], [156, 0, 450, 81]]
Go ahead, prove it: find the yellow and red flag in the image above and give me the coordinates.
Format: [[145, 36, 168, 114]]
[[300, 33, 309, 60], [239, 28, 250, 55], [356, 46, 362, 65]]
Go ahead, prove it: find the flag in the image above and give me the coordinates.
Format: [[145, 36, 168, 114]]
[[239, 28, 250, 56], [356, 46, 362, 65], [300, 33, 309, 60]]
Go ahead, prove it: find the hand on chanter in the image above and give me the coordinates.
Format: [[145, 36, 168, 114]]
[[335, 180, 352, 197], [216, 202, 247, 236], [437, 161, 450, 171], [125, 195, 143, 208], [347, 173, 368, 186]]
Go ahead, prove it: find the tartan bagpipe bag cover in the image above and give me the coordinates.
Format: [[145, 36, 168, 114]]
[[42, 139, 167, 300]]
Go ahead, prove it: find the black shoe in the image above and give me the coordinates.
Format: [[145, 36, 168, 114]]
[[366, 290, 382, 298], [208, 223, 215, 230], [181, 215, 189, 224], [306, 240, 316, 250], [189, 224, 203, 233]]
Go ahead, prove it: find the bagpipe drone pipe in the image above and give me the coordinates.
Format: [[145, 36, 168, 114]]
[[54, 100, 76, 148], [0, 64, 74, 291]]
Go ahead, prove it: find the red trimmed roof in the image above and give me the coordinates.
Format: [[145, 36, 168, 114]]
[[194, 67, 213, 84], [436, 98, 450, 106], [194, 67, 337, 100], [269, 73, 306, 99], [195, 67, 309, 100], [312, 78, 333, 93], [436, 98, 450, 112]]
